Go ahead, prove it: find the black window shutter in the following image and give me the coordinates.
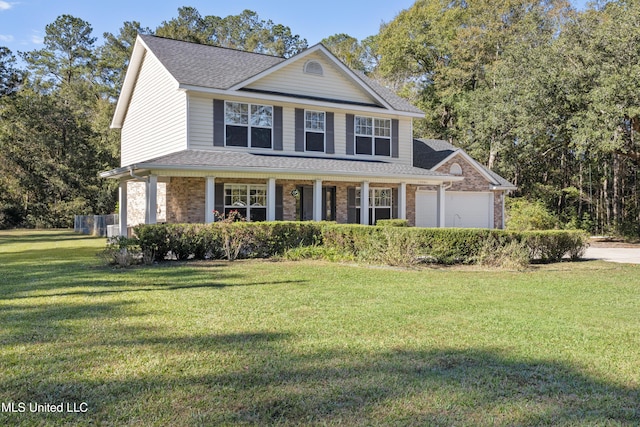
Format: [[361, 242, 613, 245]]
[[346, 114, 354, 155], [326, 112, 334, 154], [214, 183, 224, 214], [347, 187, 357, 223], [392, 188, 398, 219], [273, 106, 283, 151], [391, 119, 399, 158], [295, 108, 304, 152], [213, 100, 225, 147], [276, 185, 283, 220]]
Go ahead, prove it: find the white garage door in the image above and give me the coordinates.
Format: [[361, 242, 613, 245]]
[[415, 191, 493, 228]]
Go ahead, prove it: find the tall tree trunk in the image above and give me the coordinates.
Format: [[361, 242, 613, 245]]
[[612, 153, 621, 231], [488, 134, 497, 170], [603, 162, 611, 231], [578, 161, 583, 218]]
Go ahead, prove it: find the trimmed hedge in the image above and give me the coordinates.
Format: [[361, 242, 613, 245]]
[[320, 225, 589, 265], [376, 219, 409, 227], [133, 221, 321, 261], [123, 222, 589, 266]]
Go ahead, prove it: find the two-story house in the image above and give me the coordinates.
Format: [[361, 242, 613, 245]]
[[101, 35, 514, 236]]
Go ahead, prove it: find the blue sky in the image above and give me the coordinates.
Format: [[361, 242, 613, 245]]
[[1, 0, 590, 54]]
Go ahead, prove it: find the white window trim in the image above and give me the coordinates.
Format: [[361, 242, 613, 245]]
[[355, 187, 393, 224], [223, 184, 268, 221], [355, 187, 393, 208], [354, 116, 392, 157], [304, 109, 326, 153], [224, 101, 274, 150]]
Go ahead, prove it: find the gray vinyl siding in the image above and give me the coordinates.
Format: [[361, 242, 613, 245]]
[[121, 52, 186, 166], [189, 94, 215, 149], [185, 94, 413, 165], [245, 51, 377, 106]]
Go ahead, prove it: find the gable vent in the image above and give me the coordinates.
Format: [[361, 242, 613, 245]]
[[304, 60, 323, 76], [449, 162, 463, 175]]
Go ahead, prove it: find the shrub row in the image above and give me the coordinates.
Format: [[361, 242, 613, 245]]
[[133, 222, 321, 261], [104, 222, 589, 267], [321, 225, 589, 265]]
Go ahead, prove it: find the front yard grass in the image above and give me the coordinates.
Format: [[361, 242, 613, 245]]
[[0, 229, 638, 426]]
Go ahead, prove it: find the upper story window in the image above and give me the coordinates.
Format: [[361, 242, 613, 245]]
[[304, 60, 323, 76], [225, 101, 273, 149], [355, 116, 391, 157], [305, 110, 325, 152]]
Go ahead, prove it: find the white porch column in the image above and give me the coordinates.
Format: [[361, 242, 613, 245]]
[[267, 178, 276, 221], [398, 182, 407, 220], [436, 183, 446, 228], [360, 181, 370, 225], [119, 180, 128, 236], [489, 192, 495, 229], [146, 175, 158, 224], [205, 176, 216, 223], [313, 179, 323, 221], [501, 193, 506, 229]]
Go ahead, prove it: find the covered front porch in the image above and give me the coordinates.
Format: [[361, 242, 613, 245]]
[[115, 175, 458, 236], [100, 149, 462, 236]]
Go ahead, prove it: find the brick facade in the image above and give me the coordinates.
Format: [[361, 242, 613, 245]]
[[161, 177, 412, 225], [166, 177, 205, 223], [126, 180, 166, 226]]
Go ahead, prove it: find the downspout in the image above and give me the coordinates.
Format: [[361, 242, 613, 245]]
[[128, 167, 157, 225], [129, 167, 148, 182]]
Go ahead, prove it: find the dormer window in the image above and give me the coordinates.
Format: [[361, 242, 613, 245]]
[[304, 60, 323, 76]]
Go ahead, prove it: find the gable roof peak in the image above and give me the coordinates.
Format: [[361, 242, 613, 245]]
[[138, 33, 287, 59]]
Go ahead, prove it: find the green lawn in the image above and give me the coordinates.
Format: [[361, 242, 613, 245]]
[[0, 230, 638, 426]]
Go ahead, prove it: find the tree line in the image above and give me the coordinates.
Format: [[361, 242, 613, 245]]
[[1, 2, 639, 236], [0, 8, 308, 228]]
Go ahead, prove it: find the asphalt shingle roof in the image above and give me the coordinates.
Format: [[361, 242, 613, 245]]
[[139, 35, 423, 114], [134, 149, 450, 179], [355, 72, 423, 114], [413, 138, 515, 188], [140, 35, 285, 89], [413, 138, 457, 170]]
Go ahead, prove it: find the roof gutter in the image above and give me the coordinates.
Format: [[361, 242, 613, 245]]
[[100, 163, 464, 184], [489, 185, 518, 191]]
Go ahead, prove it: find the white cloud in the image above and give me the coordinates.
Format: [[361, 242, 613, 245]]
[[0, 1, 13, 11], [30, 34, 43, 44], [0, 34, 14, 42]]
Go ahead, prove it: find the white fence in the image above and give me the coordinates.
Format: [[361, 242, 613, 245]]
[[74, 214, 119, 237]]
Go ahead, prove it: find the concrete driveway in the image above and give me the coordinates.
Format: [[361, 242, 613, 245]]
[[584, 246, 640, 264]]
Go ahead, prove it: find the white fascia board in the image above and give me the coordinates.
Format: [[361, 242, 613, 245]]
[[102, 163, 463, 185], [430, 149, 499, 185], [179, 85, 424, 118], [110, 36, 182, 129], [227, 44, 395, 111], [490, 185, 518, 191], [111, 37, 146, 129]]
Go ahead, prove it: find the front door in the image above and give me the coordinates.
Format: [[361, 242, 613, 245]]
[[296, 186, 336, 221]]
